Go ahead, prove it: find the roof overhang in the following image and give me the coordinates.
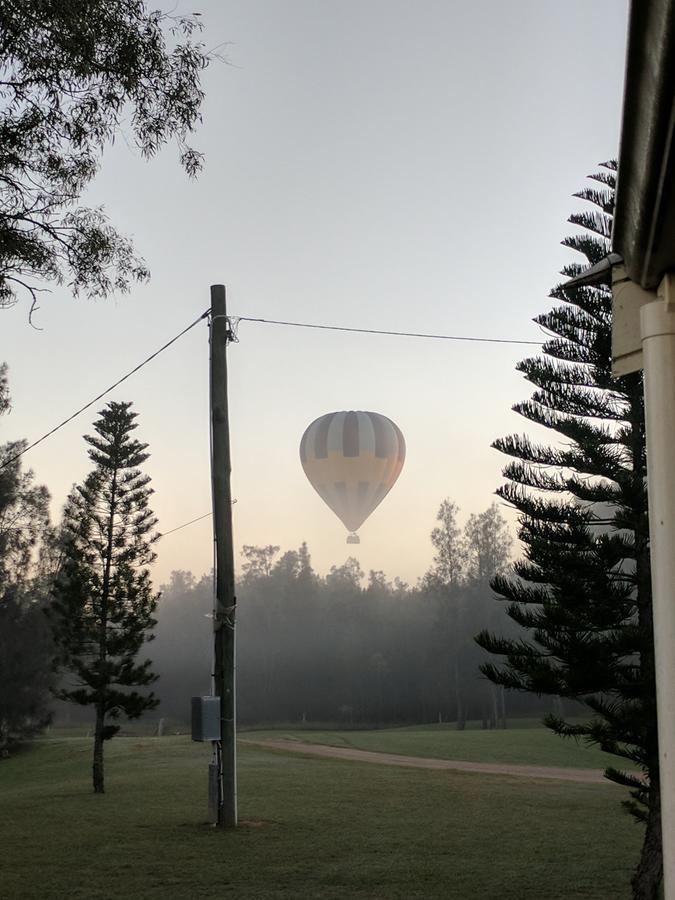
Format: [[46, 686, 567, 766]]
[[612, 0, 675, 289]]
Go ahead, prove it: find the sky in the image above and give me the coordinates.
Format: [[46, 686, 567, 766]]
[[2, 0, 629, 587]]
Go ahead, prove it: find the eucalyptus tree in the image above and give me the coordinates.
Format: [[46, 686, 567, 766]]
[[0, 1, 211, 314], [424, 501, 512, 729]]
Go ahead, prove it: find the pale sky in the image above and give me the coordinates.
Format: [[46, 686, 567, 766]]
[[2, 0, 629, 586]]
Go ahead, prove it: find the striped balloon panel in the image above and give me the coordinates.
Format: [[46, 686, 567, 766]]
[[300, 411, 406, 533]]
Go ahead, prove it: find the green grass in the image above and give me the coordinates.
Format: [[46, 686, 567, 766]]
[[244, 721, 624, 770], [1, 735, 640, 899]]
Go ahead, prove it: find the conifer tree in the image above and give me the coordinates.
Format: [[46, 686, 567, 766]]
[[50, 401, 159, 794], [476, 163, 661, 899]]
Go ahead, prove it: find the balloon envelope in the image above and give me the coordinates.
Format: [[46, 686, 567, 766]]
[[300, 411, 406, 538]]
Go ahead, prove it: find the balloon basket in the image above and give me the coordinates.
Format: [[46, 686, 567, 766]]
[[346, 533, 360, 544]]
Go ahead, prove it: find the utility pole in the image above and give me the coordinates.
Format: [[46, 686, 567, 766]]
[[209, 284, 237, 827]]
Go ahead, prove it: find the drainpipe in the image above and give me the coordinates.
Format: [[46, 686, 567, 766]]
[[641, 273, 675, 898]]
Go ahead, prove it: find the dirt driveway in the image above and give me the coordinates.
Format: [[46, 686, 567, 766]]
[[239, 738, 610, 784]]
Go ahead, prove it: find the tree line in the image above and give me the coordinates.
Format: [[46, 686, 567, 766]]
[[149, 504, 543, 730]]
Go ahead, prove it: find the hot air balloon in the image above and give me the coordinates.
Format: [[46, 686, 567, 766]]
[[300, 411, 406, 543]]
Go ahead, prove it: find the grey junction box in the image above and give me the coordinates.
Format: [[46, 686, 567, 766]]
[[191, 695, 221, 742]]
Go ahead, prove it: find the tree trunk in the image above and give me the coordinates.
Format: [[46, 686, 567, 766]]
[[499, 685, 507, 729], [93, 464, 117, 795], [93, 703, 105, 794], [491, 685, 499, 729], [454, 656, 465, 730], [632, 784, 663, 900]]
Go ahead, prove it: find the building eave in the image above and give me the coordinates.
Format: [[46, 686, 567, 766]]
[[612, 0, 675, 289]]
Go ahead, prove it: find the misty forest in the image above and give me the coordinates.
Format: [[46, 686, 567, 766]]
[[37, 494, 543, 733], [142, 505, 542, 730]]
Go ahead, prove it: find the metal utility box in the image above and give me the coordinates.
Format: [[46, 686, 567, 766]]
[[191, 695, 221, 742]]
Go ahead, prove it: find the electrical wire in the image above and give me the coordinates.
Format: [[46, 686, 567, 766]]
[[0, 308, 210, 470], [236, 316, 543, 346], [2, 309, 540, 472], [159, 512, 212, 537], [160, 501, 237, 540]]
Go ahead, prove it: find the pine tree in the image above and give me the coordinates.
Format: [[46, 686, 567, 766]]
[[49, 401, 159, 794], [476, 162, 661, 899]]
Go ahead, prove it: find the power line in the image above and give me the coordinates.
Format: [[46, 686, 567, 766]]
[[2, 308, 541, 472], [160, 512, 212, 537], [0, 308, 210, 470], [161, 500, 239, 538], [236, 316, 543, 346]]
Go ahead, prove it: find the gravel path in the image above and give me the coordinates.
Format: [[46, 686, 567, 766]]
[[239, 738, 610, 784]]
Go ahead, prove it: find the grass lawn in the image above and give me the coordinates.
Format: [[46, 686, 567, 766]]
[[244, 721, 624, 770], [1, 734, 641, 899]]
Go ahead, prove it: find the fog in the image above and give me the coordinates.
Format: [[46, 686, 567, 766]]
[[149, 542, 554, 729]]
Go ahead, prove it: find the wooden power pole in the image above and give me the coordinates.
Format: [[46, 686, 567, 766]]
[[209, 284, 237, 827]]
